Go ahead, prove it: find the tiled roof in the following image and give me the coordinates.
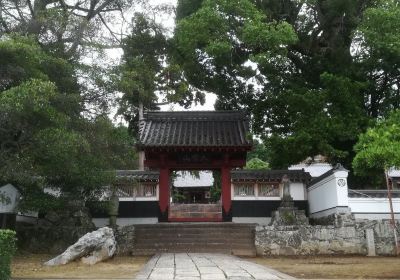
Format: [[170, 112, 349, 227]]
[[137, 111, 251, 149], [115, 170, 159, 182], [231, 169, 311, 183], [348, 189, 400, 198], [307, 164, 348, 187]]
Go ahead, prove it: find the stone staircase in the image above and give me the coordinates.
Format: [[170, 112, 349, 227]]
[[169, 203, 222, 221], [131, 223, 256, 257]]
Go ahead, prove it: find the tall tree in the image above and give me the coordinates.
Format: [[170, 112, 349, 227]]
[[0, 36, 137, 212], [174, 0, 400, 174], [116, 13, 205, 134]]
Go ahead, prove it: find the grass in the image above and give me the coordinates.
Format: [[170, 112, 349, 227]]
[[11, 253, 149, 279], [246, 255, 400, 279]]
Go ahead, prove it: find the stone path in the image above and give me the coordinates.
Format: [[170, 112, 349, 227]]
[[135, 253, 296, 280]]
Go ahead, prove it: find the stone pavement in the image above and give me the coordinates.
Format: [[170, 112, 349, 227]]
[[135, 253, 296, 280]]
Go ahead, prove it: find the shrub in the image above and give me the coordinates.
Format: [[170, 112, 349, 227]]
[[0, 230, 16, 280]]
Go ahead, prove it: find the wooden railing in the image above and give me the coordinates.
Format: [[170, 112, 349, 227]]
[[258, 183, 280, 197], [116, 183, 157, 198], [233, 183, 280, 198]]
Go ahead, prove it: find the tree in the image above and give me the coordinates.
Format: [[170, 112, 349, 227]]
[[0, 0, 133, 56], [247, 139, 269, 162], [0, 36, 136, 213], [353, 109, 400, 255], [174, 0, 400, 171], [116, 13, 205, 134], [353, 110, 400, 175], [245, 158, 270, 170]]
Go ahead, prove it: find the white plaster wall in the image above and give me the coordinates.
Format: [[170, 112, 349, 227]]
[[354, 213, 400, 220], [0, 184, 20, 213], [290, 182, 306, 200], [16, 212, 38, 224], [335, 171, 349, 206], [349, 198, 400, 218], [308, 170, 349, 215], [232, 217, 271, 225], [92, 217, 158, 227], [308, 176, 339, 214]]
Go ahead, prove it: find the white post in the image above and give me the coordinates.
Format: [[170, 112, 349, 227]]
[[385, 168, 399, 255], [138, 102, 144, 170]]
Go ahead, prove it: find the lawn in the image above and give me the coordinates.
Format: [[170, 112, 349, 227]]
[[11, 254, 149, 279], [246, 255, 400, 279]]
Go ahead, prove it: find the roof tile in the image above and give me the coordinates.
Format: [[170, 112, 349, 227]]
[[138, 111, 251, 148]]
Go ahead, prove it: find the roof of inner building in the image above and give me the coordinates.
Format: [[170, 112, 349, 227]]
[[137, 111, 252, 149], [115, 170, 159, 182], [231, 169, 311, 183]]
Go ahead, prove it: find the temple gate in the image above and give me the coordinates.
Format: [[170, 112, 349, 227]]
[[137, 111, 252, 222]]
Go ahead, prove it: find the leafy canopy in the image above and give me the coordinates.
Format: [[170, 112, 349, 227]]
[[245, 158, 270, 170], [0, 36, 136, 212], [353, 110, 400, 175]]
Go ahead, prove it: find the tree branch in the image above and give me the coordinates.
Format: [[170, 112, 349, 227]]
[[98, 12, 120, 43]]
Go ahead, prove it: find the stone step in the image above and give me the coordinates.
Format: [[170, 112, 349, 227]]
[[134, 222, 255, 228], [131, 247, 256, 257], [136, 233, 254, 240], [135, 228, 253, 234], [136, 239, 254, 246], [168, 212, 222, 219], [135, 242, 254, 248], [132, 222, 256, 257], [131, 248, 233, 256]]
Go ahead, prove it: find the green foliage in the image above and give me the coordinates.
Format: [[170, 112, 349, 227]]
[[0, 230, 16, 280], [174, 0, 297, 101], [247, 140, 269, 162], [281, 211, 295, 225], [210, 170, 221, 202], [353, 110, 400, 175], [172, 189, 186, 203], [0, 36, 137, 213], [0, 35, 79, 95], [245, 158, 270, 170], [116, 13, 204, 134], [174, 0, 400, 174]]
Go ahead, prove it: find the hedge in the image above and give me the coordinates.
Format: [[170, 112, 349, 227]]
[[0, 230, 16, 280]]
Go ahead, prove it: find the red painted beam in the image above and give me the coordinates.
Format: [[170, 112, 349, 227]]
[[159, 167, 170, 213], [168, 217, 223, 222], [221, 166, 232, 215]]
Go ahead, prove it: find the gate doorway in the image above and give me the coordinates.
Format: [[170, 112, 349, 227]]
[[169, 170, 222, 222]]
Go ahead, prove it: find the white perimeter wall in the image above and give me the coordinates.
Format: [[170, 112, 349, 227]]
[[290, 182, 307, 200], [307, 169, 349, 217], [93, 217, 158, 227], [349, 197, 400, 220]]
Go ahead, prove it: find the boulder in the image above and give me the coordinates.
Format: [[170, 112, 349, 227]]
[[44, 227, 116, 266]]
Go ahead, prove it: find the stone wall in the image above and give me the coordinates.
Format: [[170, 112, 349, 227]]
[[256, 218, 399, 256], [115, 225, 135, 255]]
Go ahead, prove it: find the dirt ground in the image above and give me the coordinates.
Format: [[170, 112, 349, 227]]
[[11, 254, 149, 279], [246, 255, 400, 279], [11, 254, 400, 279]]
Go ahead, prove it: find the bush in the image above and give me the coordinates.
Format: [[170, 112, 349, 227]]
[[0, 230, 16, 280]]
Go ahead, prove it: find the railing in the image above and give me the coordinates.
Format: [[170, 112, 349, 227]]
[[233, 183, 280, 199], [234, 184, 255, 196], [258, 183, 280, 197], [116, 183, 157, 198]]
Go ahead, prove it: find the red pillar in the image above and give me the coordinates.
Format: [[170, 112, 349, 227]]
[[159, 167, 170, 222], [221, 166, 232, 221]]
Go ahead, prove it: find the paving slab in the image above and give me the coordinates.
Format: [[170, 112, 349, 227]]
[[135, 253, 296, 280]]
